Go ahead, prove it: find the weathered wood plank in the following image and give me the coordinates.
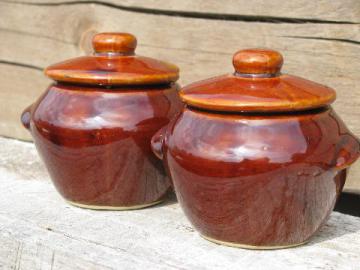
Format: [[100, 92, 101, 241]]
[[0, 1, 359, 189], [1, 1, 358, 72], [347, 166, 360, 194], [2, 0, 359, 23], [0, 64, 49, 141], [0, 1, 359, 134], [1, 1, 359, 55], [0, 136, 360, 270]]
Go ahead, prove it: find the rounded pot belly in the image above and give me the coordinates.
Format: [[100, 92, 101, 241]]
[[171, 160, 346, 247], [30, 83, 182, 208], [32, 126, 170, 207], [166, 107, 357, 247]]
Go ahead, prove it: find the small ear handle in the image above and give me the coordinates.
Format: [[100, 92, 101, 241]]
[[21, 104, 33, 130], [334, 135, 360, 170], [151, 125, 168, 160]]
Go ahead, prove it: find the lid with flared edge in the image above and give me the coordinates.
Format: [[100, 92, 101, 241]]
[[45, 32, 179, 86], [180, 48, 336, 112]]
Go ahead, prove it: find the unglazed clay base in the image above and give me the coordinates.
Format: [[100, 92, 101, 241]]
[[66, 199, 163, 210], [201, 234, 308, 250]]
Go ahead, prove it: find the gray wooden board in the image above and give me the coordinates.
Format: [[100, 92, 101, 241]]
[[0, 136, 360, 270], [0, 0, 359, 142], [1, 1, 360, 193], [2, 0, 360, 22]]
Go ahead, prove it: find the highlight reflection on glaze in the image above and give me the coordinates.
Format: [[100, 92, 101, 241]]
[[29, 83, 182, 207], [157, 107, 359, 247], [22, 32, 183, 209], [152, 48, 360, 248]]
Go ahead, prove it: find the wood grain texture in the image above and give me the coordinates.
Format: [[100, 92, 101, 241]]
[[0, 136, 360, 269], [2, 0, 360, 23], [0, 0, 359, 190], [0, 64, 50, 140]]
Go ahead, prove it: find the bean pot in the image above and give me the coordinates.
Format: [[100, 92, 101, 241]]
[[151, 49, 360, 249], [21, 33, 182, 210]]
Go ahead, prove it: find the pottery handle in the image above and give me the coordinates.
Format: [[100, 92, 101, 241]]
[[21, 104, 33, 130], [151, 125, 168, 160], [334, 136, 360, 170]]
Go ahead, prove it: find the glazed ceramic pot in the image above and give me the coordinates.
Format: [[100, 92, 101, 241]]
[[21, 33, 182, 210], [151, 49, 360, 249]]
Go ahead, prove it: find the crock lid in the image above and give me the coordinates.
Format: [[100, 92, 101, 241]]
[[45, 33, 179, 86], [180, 49, 336, 112]]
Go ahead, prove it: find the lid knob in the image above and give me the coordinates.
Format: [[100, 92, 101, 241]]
[[92, 32, 137, 55], [232, 49, 283, 76]]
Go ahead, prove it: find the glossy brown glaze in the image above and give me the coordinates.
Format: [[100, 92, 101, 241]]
[[232, 48, 283, 75], [154, 107, 359, 247], [23, 83, 182, 207], [45, 33, 179, 86], [22, 32, 182, 209], [92, 32, 137, 54], [180, 49, 335, 113], [180, 75, 336, 113], [152, 48, 360, 248]]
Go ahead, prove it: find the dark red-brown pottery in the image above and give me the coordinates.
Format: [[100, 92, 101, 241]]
[[151, 49, 360, 249], [21, 33, 182, 210]]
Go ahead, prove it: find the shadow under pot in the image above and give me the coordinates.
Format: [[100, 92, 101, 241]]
[[151, 49, 360, 249], [21, 33, 183, 210]]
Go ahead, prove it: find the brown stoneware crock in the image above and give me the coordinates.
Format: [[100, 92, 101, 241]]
[[21, 32, 182, 210], [151, 48, 360, 249]]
